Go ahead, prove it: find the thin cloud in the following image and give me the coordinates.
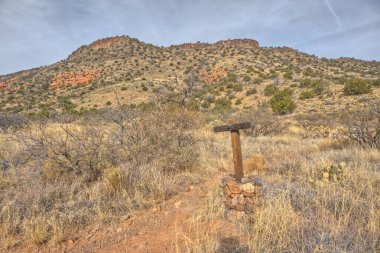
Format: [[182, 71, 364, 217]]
[[323, 0, 343, 30], [0, 0, 379, 75]]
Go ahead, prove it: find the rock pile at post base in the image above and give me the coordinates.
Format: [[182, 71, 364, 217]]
[[220, 175, 263, 214]]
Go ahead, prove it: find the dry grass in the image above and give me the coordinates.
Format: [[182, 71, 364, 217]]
[[244, 154, 267, 175], [1, 107, 380, 252], [175, 134, 380, 252], [0, 108, 225, 251]]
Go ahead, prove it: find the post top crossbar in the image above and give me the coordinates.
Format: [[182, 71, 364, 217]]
[[213, 122, 251, 133]]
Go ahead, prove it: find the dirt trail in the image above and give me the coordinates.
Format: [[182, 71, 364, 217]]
[[24, 173, 242, 253]]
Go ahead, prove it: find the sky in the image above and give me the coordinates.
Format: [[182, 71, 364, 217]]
[[0, 0, 379, 75]]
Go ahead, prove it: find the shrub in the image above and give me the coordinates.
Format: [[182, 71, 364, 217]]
[[299, 90, 315, 100], [243, 75, 251, 82], [233, 84, 243, 92], [299, 78, 315, 88], [343, 79, 372, 95], [238, 109, 286, 137], [342, 104, 380, 149], [270, 89, 296, 115], [0, 113, 27, 131], [106, 101, 112, 106], [246, 88, 257, 96], [235, 98, 242, 105], [254, 78, 263, 84], [283, 71, 293, 80], [371, 78, 380, 87], [299, 78, 329, 95], [214, 97, 232, 111], [59, 98, 77, 114], [1, 107, 202, 247], [264, 84, 279, 96], [205, 94, 215, 104]]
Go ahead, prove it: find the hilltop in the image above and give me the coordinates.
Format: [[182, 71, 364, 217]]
[[1, 35, 380, 115]]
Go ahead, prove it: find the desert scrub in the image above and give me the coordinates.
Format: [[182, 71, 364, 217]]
[[0, 107, 205, 248]]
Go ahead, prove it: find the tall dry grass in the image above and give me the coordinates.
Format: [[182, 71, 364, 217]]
[[177, 135, 380, 252]]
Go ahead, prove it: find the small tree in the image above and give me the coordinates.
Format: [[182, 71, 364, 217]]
[[270, 89, 296, 115], [343, 79, 372, 95]]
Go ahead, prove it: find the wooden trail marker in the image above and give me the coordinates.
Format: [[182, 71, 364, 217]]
[[214, 122, 251, 183]]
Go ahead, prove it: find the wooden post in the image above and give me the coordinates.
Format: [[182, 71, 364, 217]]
[[214, 122, 251, 183]]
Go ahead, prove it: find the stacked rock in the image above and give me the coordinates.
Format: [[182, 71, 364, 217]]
[[220, 176, 263, 214]]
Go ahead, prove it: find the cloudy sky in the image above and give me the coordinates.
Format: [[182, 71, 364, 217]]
[[0, 0, 379, 75]]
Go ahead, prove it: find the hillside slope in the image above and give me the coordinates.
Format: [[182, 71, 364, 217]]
[[1, 35, 379, 114]]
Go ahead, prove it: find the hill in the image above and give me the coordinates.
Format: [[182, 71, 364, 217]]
[[1, 35, 379, 115]]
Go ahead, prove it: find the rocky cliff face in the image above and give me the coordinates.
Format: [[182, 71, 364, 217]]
[[215, 39, 259, 48]]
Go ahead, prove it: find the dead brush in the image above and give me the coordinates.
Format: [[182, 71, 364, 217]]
[[23, 216, 50, 245], [103, 167, 125, 196], [244, 154, 267, 175], [0, 205, 20, 251], [317, 138, 351, 152]]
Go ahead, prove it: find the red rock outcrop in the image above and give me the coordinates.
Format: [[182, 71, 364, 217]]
[[89, 36, 130, 50], [50, 68, 97, 88]]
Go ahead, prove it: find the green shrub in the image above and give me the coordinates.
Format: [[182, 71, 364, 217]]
[[299, 78, 328, 95], [214, 97, 231, 111], [270, 89, 296, 115], [243, 75, 251, 82], [371, 79, 380, 87], [205, 94, 215, 103], [299, 78, 312, 88], [233, 84, 243, 92], [264, 84, 279, 96], [246, 88, 257, 96], [106, 101, 112, 106], [343, 79, 372, 95], [299, 90, 315, 100], [254, 78, 263, 84], [283, 71, 293, 80]]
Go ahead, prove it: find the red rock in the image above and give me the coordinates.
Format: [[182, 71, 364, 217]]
[[226, 182, 242, 194]]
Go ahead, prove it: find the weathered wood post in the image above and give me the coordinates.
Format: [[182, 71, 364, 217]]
[[214, 122, 251, 183]]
